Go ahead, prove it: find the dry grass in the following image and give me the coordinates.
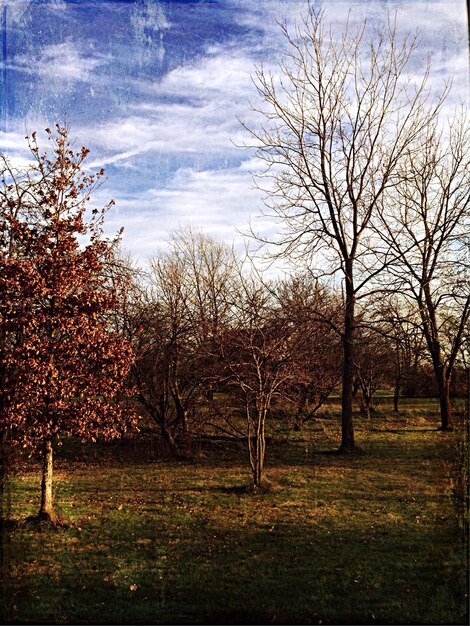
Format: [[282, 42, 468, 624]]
[[1, 403, 468, 624]]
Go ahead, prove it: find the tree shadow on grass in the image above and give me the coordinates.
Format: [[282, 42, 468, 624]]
[[196, 480, 283, 495], [0, 518, 19, 531], [1, 516, 74, 531], [317, 447, 366, 456], [371, 428, 442, 434], [3, 514, 467, 625]]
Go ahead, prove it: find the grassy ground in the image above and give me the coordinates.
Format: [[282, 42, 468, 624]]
[[1, 404, 468, 624]]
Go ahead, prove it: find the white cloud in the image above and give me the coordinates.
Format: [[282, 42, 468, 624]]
[[78, 47, 268, 169], [0, 129, 28, 152], [82, 0, 467, 170], [98, 159, 273, 265], [160, 52, 252, 95], [40, 42, 102, 81], [232, 0, 305, 38], [4, 0, 467, 278], [0, 129, 37, 168], [12, 39, 110, 84]]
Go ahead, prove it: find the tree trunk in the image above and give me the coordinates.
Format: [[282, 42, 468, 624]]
[[253, 445, 262, 487], [1, 427, 11, 522], [360, 393, 371, 419], [247, 405, 266, 487], [393, 376, 400, 413], [352, 378, 360, 398], [421, 286, 453, 432], [293, 391, 307, 431], [340, 268, 355, 453], [160, 427, 181, 459], [179, 408, 188, 435], [252, 433, 265, 487], [38, 437, 55, 521], [174, 397, 188, 434], [293, 415, 305, 432], [255, 413, 266, 486], [393, 350, 401, 413], [436, 368, 452, 431]]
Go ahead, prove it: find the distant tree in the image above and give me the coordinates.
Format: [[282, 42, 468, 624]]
[[244, 8, 444, 451], [354, 328, 394, 418], [167, 228, 239, 403], [0, 126, 136, 523], [130, 229, 238, 457], [277, 275, 342, 431], [378, 113, 470, 430], [370, 295, 427, 412]]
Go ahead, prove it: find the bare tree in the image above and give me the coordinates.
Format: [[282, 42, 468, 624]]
[[168, 227, 239, 401], [378, 113, 470, 430], [277, 274, 342, 431], [220, 269, 301, 487], [370, 294, 427, 413], [128, 229, 238, 457], [244, 8, 444, 452], [354, 327, 394, 418]]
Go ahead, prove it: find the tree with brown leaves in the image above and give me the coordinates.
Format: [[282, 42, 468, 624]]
[[0, 125, 137, 524]]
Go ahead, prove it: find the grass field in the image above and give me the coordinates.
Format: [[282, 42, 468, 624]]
[[1, 403, 468, 624]]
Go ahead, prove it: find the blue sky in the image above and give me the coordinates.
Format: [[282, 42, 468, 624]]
[[1, 0, 468, 263]]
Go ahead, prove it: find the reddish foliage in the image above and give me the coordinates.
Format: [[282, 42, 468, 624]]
[[0, 125, 137, 451]]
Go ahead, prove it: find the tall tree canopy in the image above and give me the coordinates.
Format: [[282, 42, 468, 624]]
[[245, 8, 445, 451], [378, 113, 470, 430]]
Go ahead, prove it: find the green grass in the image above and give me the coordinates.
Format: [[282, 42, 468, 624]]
[[1, 406, 468, 624]]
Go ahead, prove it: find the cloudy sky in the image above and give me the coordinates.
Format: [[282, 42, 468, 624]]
[[0, 0, 468, 264]]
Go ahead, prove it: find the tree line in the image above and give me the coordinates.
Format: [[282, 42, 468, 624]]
[[0, 7, 468, 522]]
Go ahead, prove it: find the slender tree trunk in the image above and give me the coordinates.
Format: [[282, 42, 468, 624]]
[[247, 408, 256, 485], [173, 393, 188, 434], [255, 410, 266, 486], [175, 403, 192, 456], [293, 416, 305, 432], [393, 376, 400, 413], [1, 427, 11, 520], [352, 378, 360, 398], [293, 390, 307, 431], [393, 354, 401, 413], [340, 268, 355, 453], [206, 385, 214, 402], [179, 408, 188, 435], [160, 426, 180, 459], [253, 439, 262, 486], [38, 437, 54, 521], [360, 392, 371, 419], [436, 368, 452, 431], [253, 432, 265, 486], [247, 404, 266, 487]]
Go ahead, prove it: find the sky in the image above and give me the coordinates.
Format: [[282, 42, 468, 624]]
[[0, 0, 468, 265]]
